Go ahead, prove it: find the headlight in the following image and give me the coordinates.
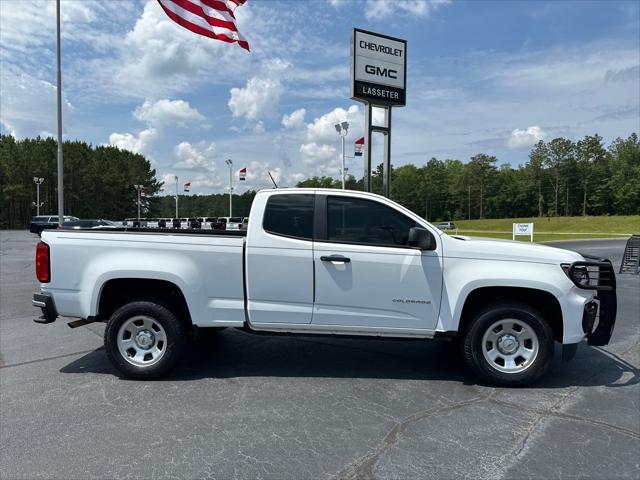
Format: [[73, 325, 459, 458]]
[[561, 263, 591, 287]]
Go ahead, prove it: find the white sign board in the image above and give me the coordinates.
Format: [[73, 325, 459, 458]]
[[351, 28, 407, 106], [513, 223, 534, 242]]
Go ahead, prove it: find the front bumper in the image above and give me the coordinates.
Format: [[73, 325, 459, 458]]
[[32, 292, 58, 324]]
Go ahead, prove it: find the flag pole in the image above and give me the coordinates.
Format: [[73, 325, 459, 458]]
[[56, 0, 64, 225]]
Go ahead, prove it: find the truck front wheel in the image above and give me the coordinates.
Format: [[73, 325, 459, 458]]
[[104, 301, 188, 380], [461, 300, 554, 387]]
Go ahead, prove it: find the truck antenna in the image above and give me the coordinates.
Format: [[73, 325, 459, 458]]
[[268, 171, 278, 188]]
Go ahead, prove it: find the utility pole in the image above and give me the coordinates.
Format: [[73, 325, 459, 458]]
[[55, 0, 64, 225], [565, 182, 569, 217], [335, 121, 349, 189], [174, 175, 179, 218], [468, 185, 471, 220], [225, 159, 233, 217], [33, 177, 45, 216]]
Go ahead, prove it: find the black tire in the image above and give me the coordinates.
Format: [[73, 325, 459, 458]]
[[460, 300, 554, 387], [104, 300, 189, 380]]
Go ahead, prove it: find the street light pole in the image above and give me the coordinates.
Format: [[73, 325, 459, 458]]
[[33, 177, 44, 216], [225, 159, 233, 217], [55, 0, 64, 225], [134, 185, 143, 220], [174, 175, 179, 218], [335, 121, 349, 189]]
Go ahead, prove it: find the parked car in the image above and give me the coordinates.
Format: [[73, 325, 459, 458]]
[[240, 217, 249, 230], [32, 189, 617, 386], [200, 217, 222, 230], [435, 221, 456, 231], [30, 215, 79, 234], [60, 219, 119, 230], [219, 216, 243, 231]]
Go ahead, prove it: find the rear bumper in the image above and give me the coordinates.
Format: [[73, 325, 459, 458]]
[[32, 292, 58, 324]]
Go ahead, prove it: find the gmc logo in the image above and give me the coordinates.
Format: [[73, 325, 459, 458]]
[[365, 65, 398, 79]]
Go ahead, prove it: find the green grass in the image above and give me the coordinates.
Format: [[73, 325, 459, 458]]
[[443, 215, 639, 242]]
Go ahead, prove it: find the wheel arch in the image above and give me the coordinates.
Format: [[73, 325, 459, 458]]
[[458, 286, 563, 343], [96, 278, 192, 326]]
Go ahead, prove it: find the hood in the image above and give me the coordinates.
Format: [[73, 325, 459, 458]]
[[443, 235, 584, 264]]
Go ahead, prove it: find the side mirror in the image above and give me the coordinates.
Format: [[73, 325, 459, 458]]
[[408, 227, 436, 250]]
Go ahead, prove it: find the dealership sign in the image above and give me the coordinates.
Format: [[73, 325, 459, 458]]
[[351, 28, 407, 106]]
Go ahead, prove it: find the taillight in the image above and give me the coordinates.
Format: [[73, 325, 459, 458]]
[[36, 241, 50, 283]]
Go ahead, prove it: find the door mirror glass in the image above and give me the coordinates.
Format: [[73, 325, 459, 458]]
[[408, 227, 436, 250]]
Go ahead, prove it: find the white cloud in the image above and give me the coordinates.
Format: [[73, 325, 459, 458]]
[[228, 76, 284, 122], [305, 105, 363, 144], [365, 0, 451, 20], [252, 121, 266, 134], [134, 99, 204, 128], [109, 128, 157, 154], [0, 70, 74, 139], [108, 98, 204, 155], [173, 141, 217, 171], [187, 172, 226, 190], [281, 108, 306, 129], [507, 126, 547, 149], [299, 142, 337, 167], [298, 105, 366, 173]]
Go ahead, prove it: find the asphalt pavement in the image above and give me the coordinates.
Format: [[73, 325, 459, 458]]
[[1, 231, 638, 479]]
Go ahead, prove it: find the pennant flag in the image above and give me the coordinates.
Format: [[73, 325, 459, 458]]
[[354, 136, 365, 157], [157, 0, 250, 52], [184, 181, 191, 192], [239, 167, 247, 181]]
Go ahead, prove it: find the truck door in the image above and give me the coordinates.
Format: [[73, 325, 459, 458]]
[[246, 193, 315, 324], [312, 195, 442, 331]]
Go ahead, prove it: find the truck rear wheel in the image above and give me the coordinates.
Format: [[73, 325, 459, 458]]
[[461, 300, 554, 387], [104, 301, 188, 380]]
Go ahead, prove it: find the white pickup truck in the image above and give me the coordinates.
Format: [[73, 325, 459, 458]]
[[32, 189, 617, 386]]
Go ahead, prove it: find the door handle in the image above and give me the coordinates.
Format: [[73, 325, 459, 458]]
[[321, 255, 351, 263]]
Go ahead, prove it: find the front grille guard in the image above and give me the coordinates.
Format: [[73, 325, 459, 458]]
[[571, 256, 618, 346]]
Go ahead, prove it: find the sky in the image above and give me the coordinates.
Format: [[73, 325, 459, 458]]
[[1, 0, 639, 195]]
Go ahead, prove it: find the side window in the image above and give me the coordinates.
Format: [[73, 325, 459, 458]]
[[327, 196, 417, 247], [263, 194, 314, 240]]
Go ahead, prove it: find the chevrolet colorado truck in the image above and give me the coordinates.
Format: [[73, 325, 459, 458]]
[[32, 189, 617, 386]]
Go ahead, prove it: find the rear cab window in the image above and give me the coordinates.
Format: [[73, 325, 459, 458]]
[[263, 194, 314, 240]]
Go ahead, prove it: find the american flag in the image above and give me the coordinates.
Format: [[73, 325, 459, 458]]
[[157, 0, 250, 52], [239, 167, 247, 181]]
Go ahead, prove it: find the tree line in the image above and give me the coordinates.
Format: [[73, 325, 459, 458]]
[[300, 133, 640, 221], [1, 132, 638, 229]]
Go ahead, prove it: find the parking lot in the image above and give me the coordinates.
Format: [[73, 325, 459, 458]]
[[1, 230, 638, 479]]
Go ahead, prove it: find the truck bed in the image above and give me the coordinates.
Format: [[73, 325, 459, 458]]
[[40, 229, 247, 326]]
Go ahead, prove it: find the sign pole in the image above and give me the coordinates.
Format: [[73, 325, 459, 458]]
[[382, 106, 391, 198], [364, 104, 372, 192], [55, 0, 64, 225]]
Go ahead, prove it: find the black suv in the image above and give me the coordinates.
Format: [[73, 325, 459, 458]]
[[30, 215, 79, 235]]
